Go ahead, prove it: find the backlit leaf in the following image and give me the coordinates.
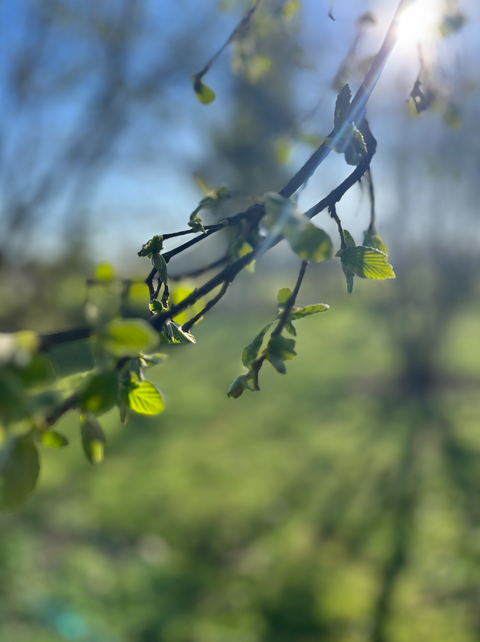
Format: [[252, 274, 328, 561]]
[[242, 323, 274, 368], [290, 304, 329, 319], [41, 431, 69, 449], [104, 319, 159, 357], [127, 381, 164, 415], [193, 75, 216, 104], [337, 246, 395, 280]]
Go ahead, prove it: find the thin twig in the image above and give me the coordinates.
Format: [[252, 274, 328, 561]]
[[367, 169, 376, 230], [250, 261, 309, 389], [194, 0, 261, 85], [328, 203, 346, 249], [182, 280, 231, 333]]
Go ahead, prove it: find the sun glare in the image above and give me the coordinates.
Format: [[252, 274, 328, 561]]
[[397, 0, 441, 48]]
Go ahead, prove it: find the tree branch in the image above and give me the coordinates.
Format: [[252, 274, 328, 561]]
[[182, 280, 231, 333]]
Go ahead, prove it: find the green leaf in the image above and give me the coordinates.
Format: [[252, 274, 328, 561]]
[[0, 436, 40, 512], [290, 303, 329, 319], [337, 246, 395, 280], [193, 74, 216, 104], [263, 335, 296, 374], [230, 239, 255, 272], [286, 222, 333, 262], [80, 370, 119, 416], [170, 322, 196, 345], [188, 210, 206, 233], [127, 380, 164, 415], [363, 228, 387, 254], [340, 229, 356, 292], [264, 193, 333, 263], [80, 413, 106, 464], [343, 229, 356, 248], [104, 319, 159, 357], [285, 321, 297, 336], [152, 253, 168, 283], [227, 375, 251, 399], [140, 353, 168, 367], [138, 235, 164, 258], [277, 288, 293, 308], [334, 84, 352, 131], [242, 323, 274, 368], [344, 129, 368, 166], [343, 266, 355, 294], [41, 430, 69, 449]]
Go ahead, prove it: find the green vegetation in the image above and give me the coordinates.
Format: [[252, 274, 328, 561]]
[[2, 279, 480, 641]]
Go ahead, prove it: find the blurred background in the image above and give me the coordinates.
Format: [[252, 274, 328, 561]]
[[1, 0, 480, 640]]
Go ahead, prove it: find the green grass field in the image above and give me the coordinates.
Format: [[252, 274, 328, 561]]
[[2, 275, 480, 642]]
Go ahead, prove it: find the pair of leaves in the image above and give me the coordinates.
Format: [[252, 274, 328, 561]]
[[264, 193, 333, 263], [337, 229, 394, 293]]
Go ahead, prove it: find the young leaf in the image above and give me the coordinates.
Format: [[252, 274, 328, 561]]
[[337, 246, 395, 280], [277, 288, 293, 308], [286, 222, 333, 263], [41, 431, 69, 449], [242, 323, 274, 368], [290, 303, 329, 319], [188, 211, 206, 233], [264, 193, 333, 263], [140, 353, 168, 368], [343, 266, 355, 294], [334, 84, 352, 131], [80, 413, 106, 465], [363, 228, 387, 254], [263, 335, 297, 374], [193, 74, 216, 104], [127, 380, 164, 415], [344, 129, 368, 166], [170, 323, 196, 345], [152, 253, 168, 283], [343, 229, 356, 248], [138, 235, 164, 258], [80, 370, 119, 416], [104, 319, 159, 357], [0, 436, 40, 512], [285, 321, 297, 336], [227, 374, 251, 399]]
